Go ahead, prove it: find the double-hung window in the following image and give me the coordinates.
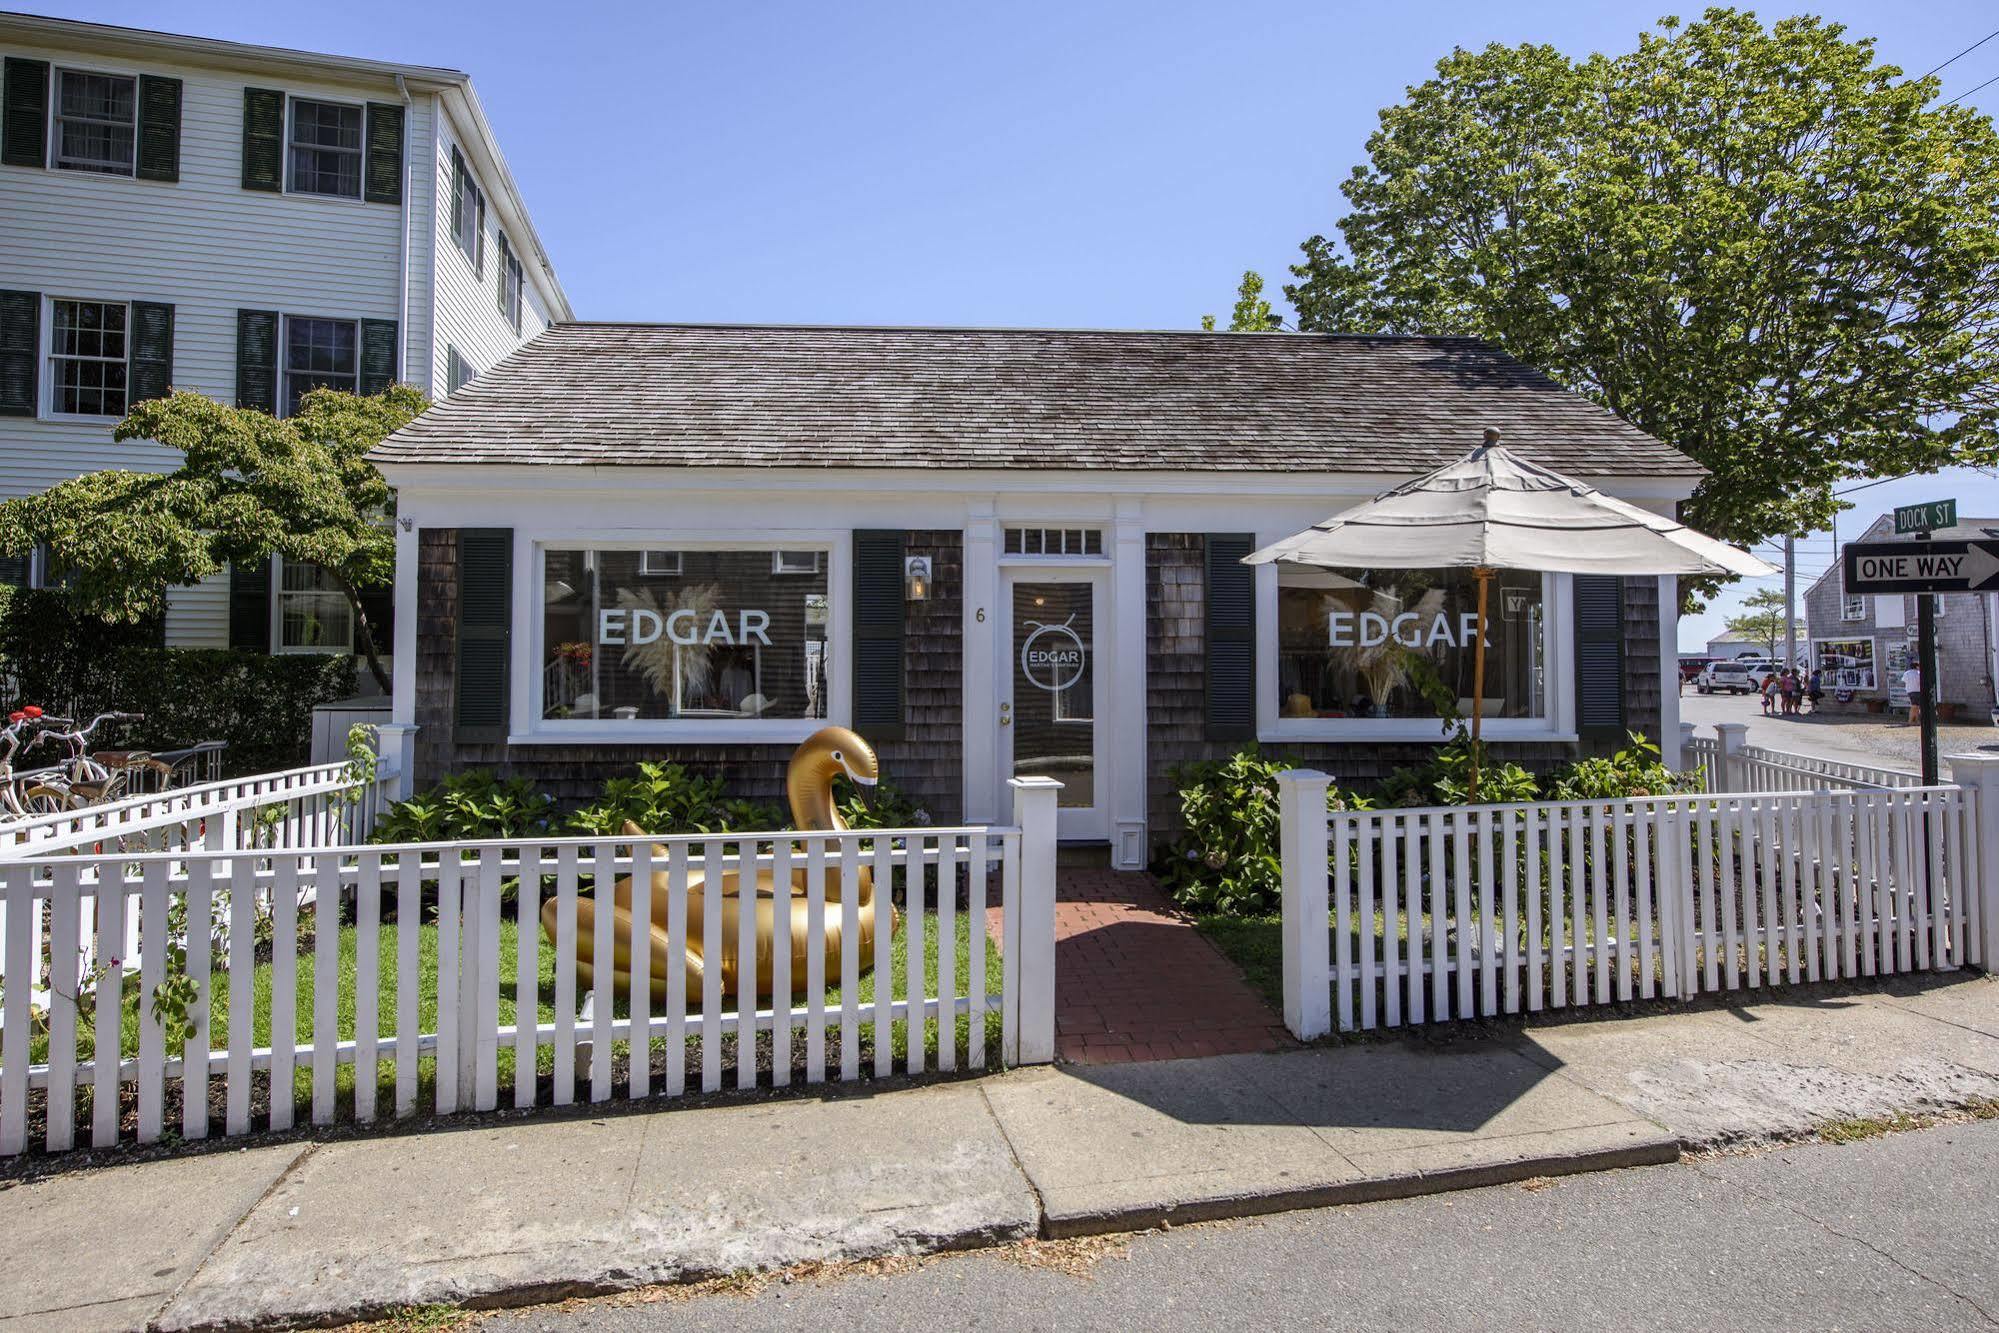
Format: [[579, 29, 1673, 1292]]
[[281, 316, 358, 416], [450, 146, 485, 273], [276, 558, 353, 652], [287, 98, 362, 198], [497, 232, 524, 332], [48, 299, 128, 417], [444, 345, 476, 395], [52, 69, 136, 175], [1841, 593, 1866, 621]]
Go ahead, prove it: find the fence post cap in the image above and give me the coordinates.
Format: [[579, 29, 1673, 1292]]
[[1946, 753, 1999, 778], [1276, 768, 1332, 787], [1007, 775, 1064, 792], [1714, 722, 1750, 738]]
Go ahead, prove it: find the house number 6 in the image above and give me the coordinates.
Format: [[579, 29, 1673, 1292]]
[[976, 607, 986, 622]]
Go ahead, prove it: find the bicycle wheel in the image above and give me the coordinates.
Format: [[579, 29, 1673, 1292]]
[[19, 784, 78, 816]]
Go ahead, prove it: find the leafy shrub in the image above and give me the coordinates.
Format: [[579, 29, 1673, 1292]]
[[0, 587, 355, 773], [567, 760, 783, 837], [1545, 731, 1702, 800], [371, 768, 559, 845], [1379, 731, 1541, 807], [835, 777, 931, 831], [1155, 747, 1373, 917]]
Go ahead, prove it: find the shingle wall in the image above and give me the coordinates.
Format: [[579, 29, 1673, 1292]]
[[413, 529, 964, 821]]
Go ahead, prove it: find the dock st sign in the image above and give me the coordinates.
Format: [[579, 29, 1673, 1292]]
[[1842, 539, 1999, 595]]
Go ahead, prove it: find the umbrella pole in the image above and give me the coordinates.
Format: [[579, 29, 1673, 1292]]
[[1469, 567, 1492, 804]]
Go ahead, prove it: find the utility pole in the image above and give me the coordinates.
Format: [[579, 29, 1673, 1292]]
[[1784, 534, 1798, 671]]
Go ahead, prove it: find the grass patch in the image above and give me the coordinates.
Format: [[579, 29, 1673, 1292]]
[[1193, 914, 1283, 1012], [26, 902, 1002, 1098]]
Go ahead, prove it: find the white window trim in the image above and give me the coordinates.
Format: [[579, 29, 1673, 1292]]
[[278, 313, 361, 418], [1255, 566, 1577, 742], [39, 294, 131, 423], [48, 64, 140, 178], [770, 549, 823, 575], [638, 550, 682, 575], [268, 554, 355, 655], [284, 94, 366, 201], [1840, 593, 1867, 621], [516, 533, 853, 745], [1001, 525, 1108, 561]]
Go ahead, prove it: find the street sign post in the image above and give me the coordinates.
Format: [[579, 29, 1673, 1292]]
[[1842, 536, 1959, 783], [1894, 499, 1956, 535], [1841, 538, 1999, 595]]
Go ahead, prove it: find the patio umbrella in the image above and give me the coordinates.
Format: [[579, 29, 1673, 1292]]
[[1246, 429, 1774, 800]]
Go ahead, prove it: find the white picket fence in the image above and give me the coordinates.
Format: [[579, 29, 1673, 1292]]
[[0, 778, 1060, 1157], [1280, 773, 1995, 1038], [1683, 722, 1922, 794]]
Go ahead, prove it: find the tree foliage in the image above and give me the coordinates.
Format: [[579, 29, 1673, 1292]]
[[0, 386, 425, 691], [1202, 270, 1281, 332], [1723, 587, 1793, 657], [1285, 8, 1999, 556]]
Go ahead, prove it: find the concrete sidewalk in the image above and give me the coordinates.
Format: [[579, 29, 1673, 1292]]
[[5, 974, 1996, 1332]]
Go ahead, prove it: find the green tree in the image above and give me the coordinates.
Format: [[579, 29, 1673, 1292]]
[[0, 386, 426, 693], [1724, 587, 1791, 657], [1203, 270, 1282, 332], [1285, 9, 1999, 558]]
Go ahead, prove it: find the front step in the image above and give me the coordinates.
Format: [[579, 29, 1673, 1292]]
[[1056, 840, 1113, 868]]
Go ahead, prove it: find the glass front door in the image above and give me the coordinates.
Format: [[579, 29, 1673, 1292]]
[[1005, 575, 1105, 839]]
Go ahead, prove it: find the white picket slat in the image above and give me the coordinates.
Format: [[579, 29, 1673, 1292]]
[[699, 839, 723, 1094], [735, 836, 758, 1091], [311, 857, 339, 1126], [354, 855, 380, 1123], [46, 865, 81, 1150], [268, 858, 297, 1134], [807, 836, 829, 1084]]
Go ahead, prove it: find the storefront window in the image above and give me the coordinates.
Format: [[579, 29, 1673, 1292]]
[[541, 548, 830, 723], [1275, 566, 1546, 722]]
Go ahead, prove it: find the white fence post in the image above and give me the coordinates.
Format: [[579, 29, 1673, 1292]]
[[1677, 721, 1695, 772], [1008, 777, 1061, 1066], [1948, 754, 1999, 972], [1714, 722, 1748, 792], [375, 722, 419, 802], [1278, 770, 1333, 1040]]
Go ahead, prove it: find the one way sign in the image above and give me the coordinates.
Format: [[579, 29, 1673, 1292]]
[[1842, 538, 1999, 595]]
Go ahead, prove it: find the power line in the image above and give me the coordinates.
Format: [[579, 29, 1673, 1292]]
[[1920, 26, 1999, 80], [1948, 70, 1999, 106]]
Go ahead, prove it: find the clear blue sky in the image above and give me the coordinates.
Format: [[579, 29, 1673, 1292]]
[[33, 0, 1999, 647]]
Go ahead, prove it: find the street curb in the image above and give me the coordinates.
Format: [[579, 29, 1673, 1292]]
[[1036, 1131, 1683, 1240]]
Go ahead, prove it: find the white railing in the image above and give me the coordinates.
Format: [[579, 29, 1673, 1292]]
[[1279, 775, 1984, 1038], [0, 778, 1060, 1157], [1735, 745, 1922, 793], [0, 756, 393, 858]]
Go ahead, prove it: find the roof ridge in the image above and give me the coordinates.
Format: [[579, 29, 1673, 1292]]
[[545, 320, 1487, 342]]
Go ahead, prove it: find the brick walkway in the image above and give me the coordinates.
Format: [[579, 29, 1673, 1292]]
[[1049, 868, 1293, 1065]]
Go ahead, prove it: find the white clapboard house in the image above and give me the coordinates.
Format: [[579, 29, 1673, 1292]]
[[0, 12, 570, 667]]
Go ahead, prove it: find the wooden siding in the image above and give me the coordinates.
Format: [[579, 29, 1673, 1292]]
[[0, 37, 419, 498], [426, 105, 551, 393]]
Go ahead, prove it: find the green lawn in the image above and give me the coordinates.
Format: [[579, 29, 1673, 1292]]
[[24, 905, 1003, 1101]]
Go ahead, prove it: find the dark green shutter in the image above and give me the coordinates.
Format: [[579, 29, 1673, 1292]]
[[1204, 534, 1256, 740], [363, 101, 403, 204], [135, 75, 181, 182], [128, 302, 174, 404], [229, 557, 273, 651], [852, 530, 905, 740], [359, 319, 398, 395], [241, 87, 284, 191], [235, 309, 279, 412], [2, 58, 47, 169], [454, 528, 513, 743], [1574, 574, 1626, 739], [0, 290, 37, 417]]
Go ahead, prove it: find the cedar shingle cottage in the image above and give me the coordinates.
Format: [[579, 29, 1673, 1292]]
[[370, 324, 1702, 869]]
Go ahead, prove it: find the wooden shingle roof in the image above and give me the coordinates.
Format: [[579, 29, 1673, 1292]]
[[372, 323, 1704, 477]]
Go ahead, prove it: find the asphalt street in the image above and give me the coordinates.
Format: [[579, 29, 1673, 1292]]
[[484, 1117, 1999, 1332], [1679, 687, 1999, 772]]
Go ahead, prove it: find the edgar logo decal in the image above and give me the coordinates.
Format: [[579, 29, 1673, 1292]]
[[1019, 617, 1086, 693]]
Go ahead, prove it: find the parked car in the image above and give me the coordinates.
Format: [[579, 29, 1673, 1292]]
[[1697, 660, 1760, 694], [1678, 655, 1716, 683]]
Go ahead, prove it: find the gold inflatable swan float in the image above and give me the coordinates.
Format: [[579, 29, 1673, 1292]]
[[543, 726, 888, 1004]]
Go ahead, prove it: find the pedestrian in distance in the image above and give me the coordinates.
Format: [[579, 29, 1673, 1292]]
[[1903, 663, 1922, 726], [1761, 671, 1778, 717]]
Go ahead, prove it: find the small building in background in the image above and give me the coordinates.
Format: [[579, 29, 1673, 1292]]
[[1703, 625, 1804, 660], [1803, 512, 1999, 720]]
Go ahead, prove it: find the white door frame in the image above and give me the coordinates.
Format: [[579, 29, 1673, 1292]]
[[1000, 564, 1112, 842]]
